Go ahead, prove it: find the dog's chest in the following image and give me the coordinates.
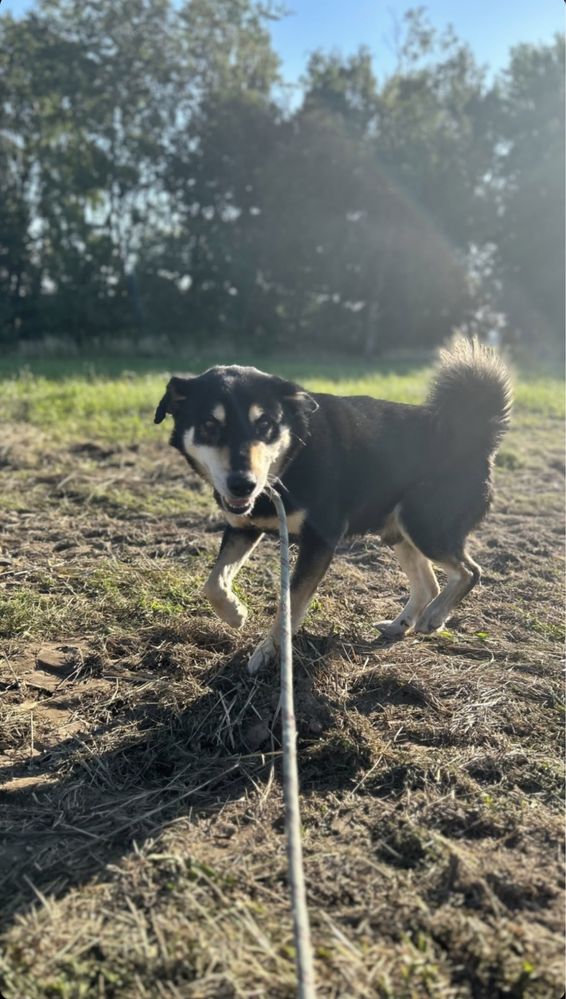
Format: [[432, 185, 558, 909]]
[[224, 508, 306, 535]]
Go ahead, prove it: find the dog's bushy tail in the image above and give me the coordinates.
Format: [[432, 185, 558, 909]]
[[426, 337, 512, 457]]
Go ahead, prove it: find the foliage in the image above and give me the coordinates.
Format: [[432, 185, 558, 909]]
[[0, 3, 563, 355], [490, 37, 565, 355]]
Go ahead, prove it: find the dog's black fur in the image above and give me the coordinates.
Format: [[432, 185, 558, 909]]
[[155, 339, 511, 671]]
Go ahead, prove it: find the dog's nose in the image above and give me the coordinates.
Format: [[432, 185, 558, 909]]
[[227, 471, 256, 497]]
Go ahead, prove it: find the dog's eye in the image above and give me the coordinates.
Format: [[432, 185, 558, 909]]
[[199, 418, 221, 443], [254, 415, 277, 441]]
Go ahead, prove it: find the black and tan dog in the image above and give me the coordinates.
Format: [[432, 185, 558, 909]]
[[155, 339, 511, 673]]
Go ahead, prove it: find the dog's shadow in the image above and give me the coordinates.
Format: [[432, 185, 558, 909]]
[[0, 626, 377, 932]]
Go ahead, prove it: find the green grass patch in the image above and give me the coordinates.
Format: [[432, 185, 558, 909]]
[[0, 560, 208, 640], [0, 356, 562, 444]]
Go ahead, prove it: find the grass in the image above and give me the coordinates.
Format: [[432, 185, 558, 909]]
[[0, 352, 564, 998], [0, 353, 563, 446]]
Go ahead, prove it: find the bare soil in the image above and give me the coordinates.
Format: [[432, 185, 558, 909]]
[[0, 416, 564, 998]]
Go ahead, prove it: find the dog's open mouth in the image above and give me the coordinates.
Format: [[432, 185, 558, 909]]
[[222, 496, 254, 516]]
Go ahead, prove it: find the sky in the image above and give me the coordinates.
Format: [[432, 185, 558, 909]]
[[270, 1, 563, 83], [2, 0, 563, 86]]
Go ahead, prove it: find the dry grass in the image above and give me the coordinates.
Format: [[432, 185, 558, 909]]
[[0, 388, 564, 997]]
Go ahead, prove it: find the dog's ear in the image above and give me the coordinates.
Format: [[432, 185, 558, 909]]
[[154, 376, 193, 424], [291, 389, 319, 415], [282, 384, 319, 416]]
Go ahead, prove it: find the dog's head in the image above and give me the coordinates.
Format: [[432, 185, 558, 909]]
[[154, 365, 317, 516]]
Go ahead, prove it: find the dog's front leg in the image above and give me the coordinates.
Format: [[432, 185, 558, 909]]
[[247, 524, 336, 675], [203, 526, 263, 629]]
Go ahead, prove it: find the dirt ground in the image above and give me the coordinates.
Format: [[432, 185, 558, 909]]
[[0, 413, 564, 998]]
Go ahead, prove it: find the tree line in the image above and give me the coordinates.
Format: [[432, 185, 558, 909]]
[[1, 1, 563, 356]]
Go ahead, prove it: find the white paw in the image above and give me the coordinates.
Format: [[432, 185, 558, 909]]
[[222, 600, 248, 630], [414, 610, 446, 634], [376, 618, 412, 639], [247, 635, 278, 675], [205, 591, 248, 629]]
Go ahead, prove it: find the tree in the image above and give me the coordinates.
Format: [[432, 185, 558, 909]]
[[376, 9, 494, 249], [161, 0, 283, 344], [491, 37, 565, 354], [253, 33, 476, 354], [0, 14, 46, 340], [0, 0, 184, 343], [302, 48, 378, 134], [0, 2, 561, 357]]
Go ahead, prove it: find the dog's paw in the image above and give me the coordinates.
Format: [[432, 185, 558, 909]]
[[376, 618, 411, 639], [247, 635, 278, 675], [204, 589, 248, 629], [413, 610, 446, 634], [221, 599, 248, 630]]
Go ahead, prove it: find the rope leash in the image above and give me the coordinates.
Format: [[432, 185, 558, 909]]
[[270, 487, 316, 999]]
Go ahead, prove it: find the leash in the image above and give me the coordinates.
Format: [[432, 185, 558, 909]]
[[269, 487, 316, 999]]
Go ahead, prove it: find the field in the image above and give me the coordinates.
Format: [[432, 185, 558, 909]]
[[0, 354, 564, 998]]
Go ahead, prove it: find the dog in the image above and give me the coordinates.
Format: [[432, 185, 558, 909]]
[[154, 338, 511, 673]]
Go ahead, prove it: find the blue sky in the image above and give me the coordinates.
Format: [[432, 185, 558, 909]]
[[270, 1, 563, 83], [2, 0, 563, 84]]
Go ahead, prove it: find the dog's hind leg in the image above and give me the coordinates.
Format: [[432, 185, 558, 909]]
[[414, 552, 480, 634], [203, 526, 263, 629], [248, 524, 336, 675], [377, 539, 440, 639]]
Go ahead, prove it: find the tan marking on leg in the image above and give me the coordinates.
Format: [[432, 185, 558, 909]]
[[267, 574, 317, 645], [414, 554, 480, 633], [248, 552, 333, 675], [246, 634, 278, 675], [248, 545, 333, 674], [380, 512, 403, 547], [378, 539, 440, 638], [289, 569, 324, 633], [203, 532, 263, 629]]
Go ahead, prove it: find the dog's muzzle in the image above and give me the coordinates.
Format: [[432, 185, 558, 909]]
[[223, 471, 257, 515]]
